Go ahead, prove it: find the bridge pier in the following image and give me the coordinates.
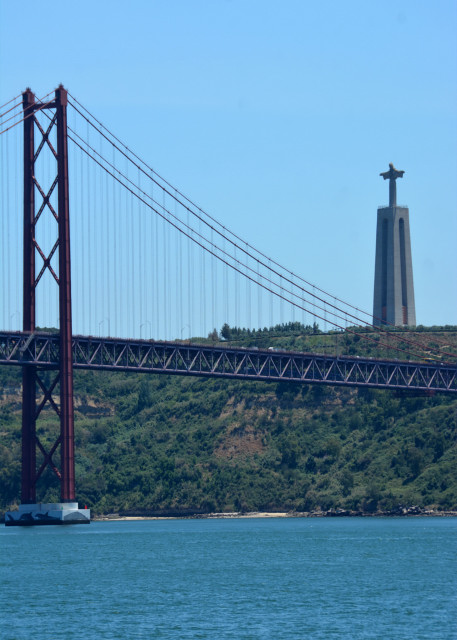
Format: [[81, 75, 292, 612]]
[[5, 503, 90, 526]]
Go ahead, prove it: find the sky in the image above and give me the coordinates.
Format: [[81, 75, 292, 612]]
[[0, 0, 456, 328]]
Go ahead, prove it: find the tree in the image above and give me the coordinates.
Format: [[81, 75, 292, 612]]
[[340, 469, 354, 496], [208, 328, 219, 343], [220, 323, 231, 340], [137, 379, 152, 411]]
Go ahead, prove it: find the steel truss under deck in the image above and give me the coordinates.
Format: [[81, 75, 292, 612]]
[[1, 332, 456, 394]]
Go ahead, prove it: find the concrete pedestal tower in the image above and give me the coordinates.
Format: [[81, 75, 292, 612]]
[[373, 164, 416, 327]]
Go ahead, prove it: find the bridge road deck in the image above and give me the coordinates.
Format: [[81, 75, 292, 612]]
[[1, 331, 456, 395]]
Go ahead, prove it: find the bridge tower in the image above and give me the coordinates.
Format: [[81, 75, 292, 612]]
[[373, 164, 416, 327], [5, 87, 89, 525]]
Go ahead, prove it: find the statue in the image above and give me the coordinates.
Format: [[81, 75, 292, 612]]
[[380, 163, 404, 207]]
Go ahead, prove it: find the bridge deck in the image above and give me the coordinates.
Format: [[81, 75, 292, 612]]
[[1, 331, 456, 394]]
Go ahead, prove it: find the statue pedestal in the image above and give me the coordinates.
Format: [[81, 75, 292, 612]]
[[5, 502, 90, 526]]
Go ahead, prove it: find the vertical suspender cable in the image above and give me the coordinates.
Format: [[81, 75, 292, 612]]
[[187, 209, 192, 337], [223, 237, 228, 327], [177, 190, 182, 341], [234, 246, 239, 330], [47, 115, 52, 327], [86, 120, 92, 334], [127, 168, 131, 338], [257, 259, 261, 332], [14, 123, 20, 327], [163, 189, 167, 339], [313, 285, 316, 328], [147, 176, 153, 338], [166, 191, 171, 338], [125, 160, 129, 338], [246, 243, 250, 330], [280, 275, 284, 326], [5, 129, 10, 328], [74, 115, 81, 333], [211, 228, 216, 333], [100, 131, 106, 335], [291, 274, 295, 324], [200, 218, 205, 336], [142, 176, 146, 338], [47, 117, 51, 327], [131, 173, 136, 338], [113, 146, 118, 337], [106, 149, 111, 335], [0, 125, 5, 329], [138, 165, 142, 336], [92, 122, 98, 334], [80, 118, 84, 332], [155, 188, 159, 338], [136, 178, 140, 338]]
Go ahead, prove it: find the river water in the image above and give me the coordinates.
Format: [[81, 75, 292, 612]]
[[1, 517, 456, 639]]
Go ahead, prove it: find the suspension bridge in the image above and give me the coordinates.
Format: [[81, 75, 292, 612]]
[[0, 86, 455, 525]]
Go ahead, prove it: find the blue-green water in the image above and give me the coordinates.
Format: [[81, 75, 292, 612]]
[[1, 517, 456, 639]]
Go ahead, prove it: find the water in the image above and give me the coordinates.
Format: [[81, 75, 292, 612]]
[[1, 517, 456, 639]]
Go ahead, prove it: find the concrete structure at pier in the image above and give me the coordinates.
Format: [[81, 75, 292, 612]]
[[373, 164, 416, 326], [5, 502, 90, 526]]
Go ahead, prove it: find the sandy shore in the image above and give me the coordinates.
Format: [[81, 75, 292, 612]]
[[94, 509, 457, 521], [95, 512, 289, 521], [2, 510, 456, 523]]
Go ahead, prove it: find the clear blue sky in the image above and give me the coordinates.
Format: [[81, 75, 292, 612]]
[[1, 0, 456, 327]]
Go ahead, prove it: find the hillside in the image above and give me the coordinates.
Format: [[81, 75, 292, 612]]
[[1, 325, 456, 516]]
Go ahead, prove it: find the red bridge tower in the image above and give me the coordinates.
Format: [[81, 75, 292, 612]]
[[6, 87, 89, 525]]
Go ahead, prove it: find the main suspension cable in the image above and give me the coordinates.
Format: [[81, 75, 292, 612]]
[[66, 129, 449, 362]]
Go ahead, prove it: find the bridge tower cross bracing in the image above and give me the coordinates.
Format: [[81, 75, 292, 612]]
[[6, 86, 89, 526]]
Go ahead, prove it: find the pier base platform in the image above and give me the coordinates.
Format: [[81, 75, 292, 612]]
[[5, 503, 90, 526]]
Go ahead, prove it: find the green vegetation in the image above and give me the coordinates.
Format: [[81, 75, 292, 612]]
[[1, 325, 456, 516], [208, 322, 457, 362]]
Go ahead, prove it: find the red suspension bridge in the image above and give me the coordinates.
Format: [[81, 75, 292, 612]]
[[0, 86, 455, 524]]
